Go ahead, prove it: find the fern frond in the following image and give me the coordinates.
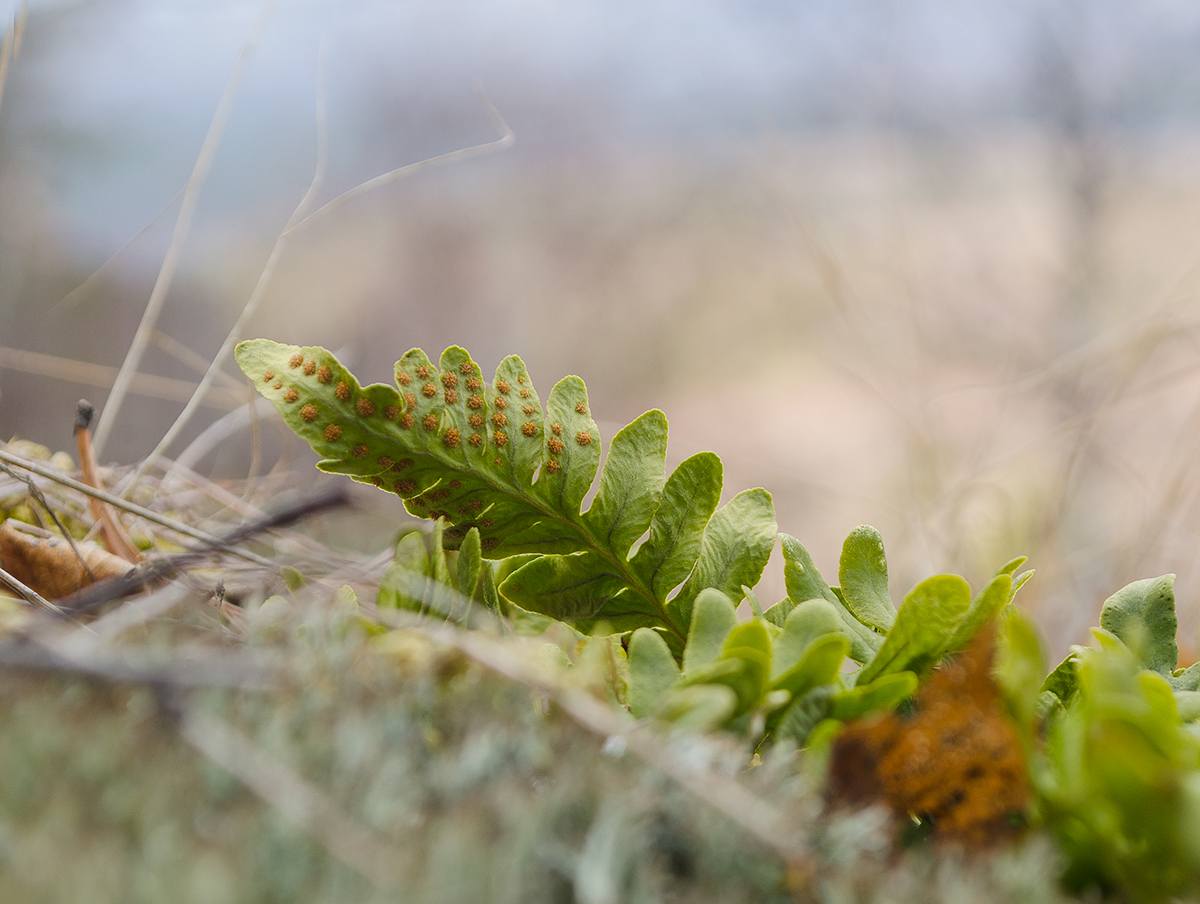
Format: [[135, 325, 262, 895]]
[[235, 340, 776, 644]]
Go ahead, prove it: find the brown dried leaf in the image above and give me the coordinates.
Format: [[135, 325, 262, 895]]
[[0, 521, 134, 600], [827, 625, 1029, 848]]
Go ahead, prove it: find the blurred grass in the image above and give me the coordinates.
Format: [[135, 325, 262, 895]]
[[0, 595, 1072, 904]]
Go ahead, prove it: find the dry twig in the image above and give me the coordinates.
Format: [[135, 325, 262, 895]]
[[74, 402, 142, 563]]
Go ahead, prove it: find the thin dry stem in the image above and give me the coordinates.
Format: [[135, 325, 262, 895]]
[[49, 188, 184, 316], [131, 40, 331, 493], [150, 330, 245, 390], [93, 0, 281, 456], [0, 347, 244, 408], [169, 396, 277, 475], [284, 84, 514, 238], [0, 2, 26, 122]]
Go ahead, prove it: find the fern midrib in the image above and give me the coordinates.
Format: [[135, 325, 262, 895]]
[[411, 443, 686, 641], [332, 380, 682, 640], [517, 485, 686, 641]]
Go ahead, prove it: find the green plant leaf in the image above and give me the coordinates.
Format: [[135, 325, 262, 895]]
[[854, 573, 972, 686], [742, 585, 764, 619], [1042, 653, 1079, 706], [572, 588, 676, 640], [655, 684, 739, 730], [761, 599, 789, 628], [476, 558, 505, 618], [668, 488, 777, 632], [770, 598, 844, 679], [681, 621, 774, 718], [627, 628, 681, 719], [1009, 569, 1034, 599], [428, 519, 452, 592], [534, 375, 601, 515], [837, 525, 896, 633], [944, 571, 1012, 654], [499, 552, 626, 621], [280, 565, 307, 592], [1174, 691, 1200, 722], [377, 531, 432, 612], [715, 620, 772, 714], [831, 671, 919, 720], [376, 524, 457, 618], [455, 527, 483, 621], [779, 534, 882, 663], [773, 685, 838, 746], [1170, 662, 1200, 692], [581, 410, 667, 559], [682, 588, 739, 674], [997, 555, 1028, 576], [995, 609, 1047, 738], [627, 452, 723, 604], [1099, 574, 1179, 676], [771, 633, 848, 699]]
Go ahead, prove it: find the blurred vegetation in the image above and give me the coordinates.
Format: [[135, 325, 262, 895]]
[[0, 591, 1073, 904]]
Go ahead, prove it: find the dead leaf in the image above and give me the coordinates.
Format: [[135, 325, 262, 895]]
[[0, 521, 134, 600], [827, 625, 1029, 848]]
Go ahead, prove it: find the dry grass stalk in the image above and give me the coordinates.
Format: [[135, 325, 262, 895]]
[[91, 0, 282, 456]]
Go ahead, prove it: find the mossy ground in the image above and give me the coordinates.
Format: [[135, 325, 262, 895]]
[[0, 590, 1076, 904]]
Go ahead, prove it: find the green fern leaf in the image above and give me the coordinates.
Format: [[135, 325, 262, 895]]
[[236, 339, 769, 644]]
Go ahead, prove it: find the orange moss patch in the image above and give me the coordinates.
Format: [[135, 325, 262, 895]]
[[827, 627, 1028, 848]]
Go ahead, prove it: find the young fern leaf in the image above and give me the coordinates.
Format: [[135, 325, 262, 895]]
[[236, 339, 773, 644], [838, 526, 897, 634]]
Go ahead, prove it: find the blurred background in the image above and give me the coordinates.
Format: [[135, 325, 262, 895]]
[[3, 0, 1200, 656]]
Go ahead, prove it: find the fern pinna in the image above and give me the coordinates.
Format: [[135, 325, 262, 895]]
[[235, 340, 777, 650]]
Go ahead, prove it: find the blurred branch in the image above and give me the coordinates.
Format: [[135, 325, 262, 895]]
[[178, 709, 407, 888], [0, 1, 27, 122], [285, 83, 515, 237], [0, 347, 243, 408]]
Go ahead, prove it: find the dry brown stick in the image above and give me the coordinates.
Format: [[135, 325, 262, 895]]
[[51, 484, 350, 615], [74, 401, 142, 563]]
